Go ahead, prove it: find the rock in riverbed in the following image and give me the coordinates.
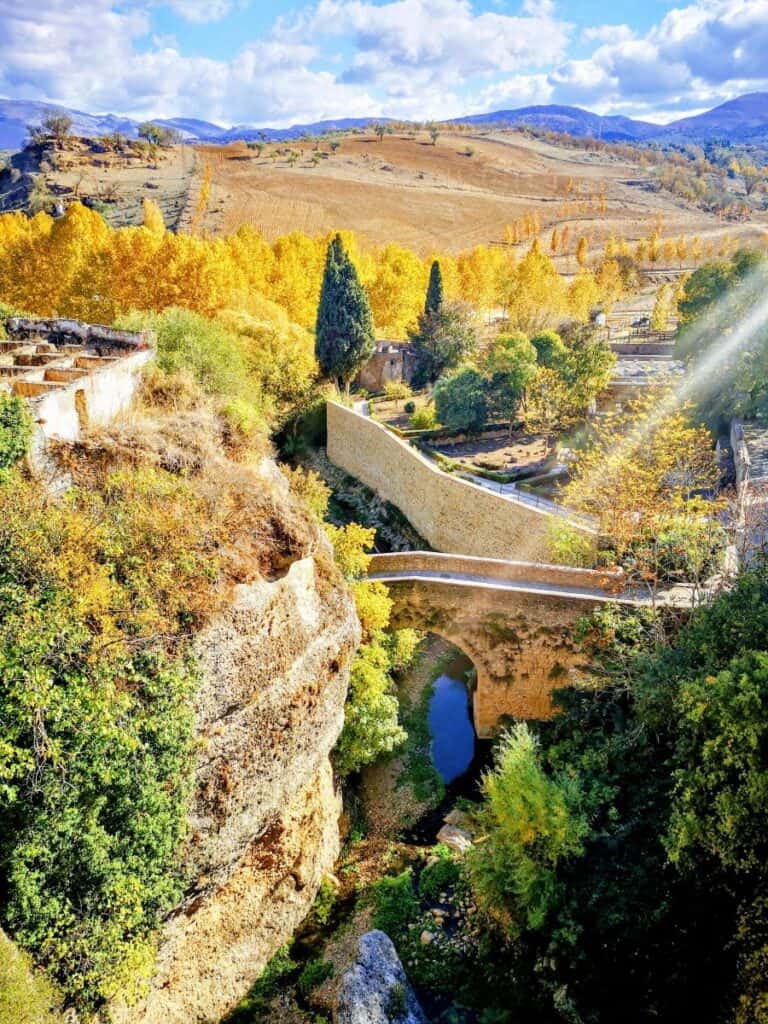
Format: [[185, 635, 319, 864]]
[[336, 930, 427, 1024], [436, 823, 473, 854]]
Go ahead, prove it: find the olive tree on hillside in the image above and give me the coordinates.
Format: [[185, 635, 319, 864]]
[[27, 112, 73, 147], [315, 233, 375, 393]]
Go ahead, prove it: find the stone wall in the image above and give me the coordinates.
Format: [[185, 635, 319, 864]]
[[327, 401, 592, 562], [1, 316, 153, 468], [610, 341, 675, 356], [356, 342, 410, 392], [27, 349, 153, 465], [5, 317, 152, 355]]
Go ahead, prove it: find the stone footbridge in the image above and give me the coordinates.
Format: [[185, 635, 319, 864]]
[[368, 552, 693, 736]]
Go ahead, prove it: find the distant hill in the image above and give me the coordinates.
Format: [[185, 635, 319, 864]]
[[0, 99, 136, 150], [3, 93, 768, 152], [653, 93, 768, 143], [451, 104, 659, 142]]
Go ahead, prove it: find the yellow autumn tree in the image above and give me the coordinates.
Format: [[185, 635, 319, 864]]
[[595, 259, 626, 312], [457, 245, 505, 313], [651, 284, 674, 332], [567, 269, 600, 321], [563, 389, 719, 560], [503, 243, 566, 332], [142, 199, 165, 238], [366, 243, 426, 335]]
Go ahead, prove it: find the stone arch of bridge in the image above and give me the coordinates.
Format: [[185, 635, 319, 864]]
[[385, 579, 588, 738]]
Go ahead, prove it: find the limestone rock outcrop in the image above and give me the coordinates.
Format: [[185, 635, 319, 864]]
[[336, 930, 427, 1024], [112, 468, 360, 1024]]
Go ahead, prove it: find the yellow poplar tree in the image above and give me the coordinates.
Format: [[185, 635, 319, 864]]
[[142, 199, 165, 238]]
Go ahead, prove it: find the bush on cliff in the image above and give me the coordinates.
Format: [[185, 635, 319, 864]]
[[0, 468, 207, 1009], [0, 401, 322, 1011], [0, 394, 32, 474]]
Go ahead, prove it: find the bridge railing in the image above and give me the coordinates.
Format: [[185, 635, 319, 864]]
[[451, 468, 597, 528], [368, 551, 625, 593]]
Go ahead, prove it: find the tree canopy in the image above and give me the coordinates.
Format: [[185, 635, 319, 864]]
[[425, 259, 444, 315], [315, 233, 375, 392]]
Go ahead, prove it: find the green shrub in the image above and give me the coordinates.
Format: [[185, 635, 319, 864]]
[[334, 637, 406, 777], [0, 930, 62, 1024], [419, 846, 461, 903], [312, 876, 338, 926], [371, 870, 421, 937], [0, 395, 32, 473], [410, 406, 437, 430], [546, 520, 598, 568], [468, 724, 587, 936], [221, 397, 270, 454], [0, 468, 214, 1010], [117, 307, 250, 399], [404, 399, 416, 415], [297, 958, 333, 996], [226, 946, 298, 1021], [386, 980, 408, 1019]]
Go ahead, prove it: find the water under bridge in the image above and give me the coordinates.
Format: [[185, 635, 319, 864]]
[[367, 552, 694, 736]]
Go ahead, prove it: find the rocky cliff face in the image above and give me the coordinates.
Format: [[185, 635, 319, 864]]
[[113, 469, 360, 1024]]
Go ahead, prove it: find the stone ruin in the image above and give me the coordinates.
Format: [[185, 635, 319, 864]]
[[1, 316, 154, 464]]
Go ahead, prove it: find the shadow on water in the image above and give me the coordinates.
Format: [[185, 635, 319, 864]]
[[401, 652, 493, 846]]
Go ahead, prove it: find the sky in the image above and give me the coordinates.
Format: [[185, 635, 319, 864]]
[[2, 0, 768, 127]]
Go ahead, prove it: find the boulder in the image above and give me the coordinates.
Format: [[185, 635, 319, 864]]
[[443, 808, 474, 832], [336, 930, 427, 1024], [436, 823, 473, 855]]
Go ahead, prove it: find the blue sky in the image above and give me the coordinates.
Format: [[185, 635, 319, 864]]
[[2, 0, 768, 127]]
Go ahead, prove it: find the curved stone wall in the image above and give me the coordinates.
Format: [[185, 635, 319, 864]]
[[326, 401, 593, 563]]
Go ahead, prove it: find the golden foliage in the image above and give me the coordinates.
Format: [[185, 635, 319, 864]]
[[0, 202, 632, 340], [563, 389, 720, 556]]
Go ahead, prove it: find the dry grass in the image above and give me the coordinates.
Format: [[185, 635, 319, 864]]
[[195, 131, 767, 255], [52, 396, 321, 590]]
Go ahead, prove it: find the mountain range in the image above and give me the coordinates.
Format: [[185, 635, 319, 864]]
[[3, 93, 768, 151]]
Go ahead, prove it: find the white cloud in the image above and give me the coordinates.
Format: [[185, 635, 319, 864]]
[[548, 0, 768, 117], [0, 0, 376, 124], [274, 0, 573, 120], [165, 0, 234, 23], [581, 24, 634, 45], [0, 0, 575, 124], [3, 0, 768, 126], [477, 73, 554, 112]]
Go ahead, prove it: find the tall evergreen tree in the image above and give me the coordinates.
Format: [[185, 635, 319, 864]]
[[315, 234, 375, 393], [425, 259, 444, 315]]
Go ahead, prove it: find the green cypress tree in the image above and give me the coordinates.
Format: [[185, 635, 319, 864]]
[[315, 234, 375, 393], [425, 259, 444, 315]]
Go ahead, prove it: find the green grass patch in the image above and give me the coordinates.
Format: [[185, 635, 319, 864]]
[[418, 845, 461, 903], [225, 946, 299, 1022]]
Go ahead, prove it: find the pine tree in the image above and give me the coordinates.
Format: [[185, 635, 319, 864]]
[[315, 234, 375, 393], [425, 259, 444, 315]]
